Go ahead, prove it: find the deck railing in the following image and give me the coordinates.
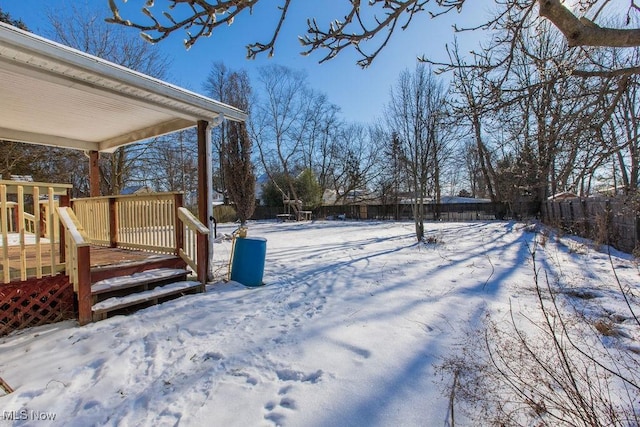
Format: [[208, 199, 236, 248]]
[[0, 180, 71, 284], [177, 207, 209, 284], [72, 193, 181, 254], [72, 192, 209, 284], [56, 206, 91, 325]]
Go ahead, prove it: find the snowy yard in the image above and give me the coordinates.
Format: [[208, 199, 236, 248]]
[[0, 220, 638, 426]]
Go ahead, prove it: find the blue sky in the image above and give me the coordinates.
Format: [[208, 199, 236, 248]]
[[1, 0, 491, 124]]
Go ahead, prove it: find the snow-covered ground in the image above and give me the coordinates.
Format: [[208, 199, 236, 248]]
[[0, 220, 638, 426]]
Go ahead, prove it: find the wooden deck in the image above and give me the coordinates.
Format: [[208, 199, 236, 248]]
[[1, 244, 162, 281], [87, 246, 163, 267]]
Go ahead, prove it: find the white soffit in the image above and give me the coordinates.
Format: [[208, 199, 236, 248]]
[[0, 22, 247, 153]]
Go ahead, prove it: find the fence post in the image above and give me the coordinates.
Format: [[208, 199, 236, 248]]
[[605, 199, 612, 246], [569, 201, 574, 232], [636, 213, 640, 253], [582, 199, 589, 238]]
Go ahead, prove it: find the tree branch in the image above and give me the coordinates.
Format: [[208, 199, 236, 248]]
[[538, 0, 640, 48], [105, 0, 640, 67]]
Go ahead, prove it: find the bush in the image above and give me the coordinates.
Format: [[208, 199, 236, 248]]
[[437, 242, 640, 426], [213, 205, 237, 223]]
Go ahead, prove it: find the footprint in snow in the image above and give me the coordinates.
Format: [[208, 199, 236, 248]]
[[263, 396, 297, 426], [264, 411, 286, 426], [276, 369, 323, 383], [202, 351, 224, 362], [279, 397, 296, 409], [229, 369, 259, 386]]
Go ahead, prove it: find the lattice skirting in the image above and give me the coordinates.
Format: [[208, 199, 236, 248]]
[[0, 275, 75, 336]]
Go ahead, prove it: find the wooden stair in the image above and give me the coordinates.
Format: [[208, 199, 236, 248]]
[[90, 255, 204, 321]]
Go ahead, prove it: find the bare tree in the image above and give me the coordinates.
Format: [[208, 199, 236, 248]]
[[446, 44, 503, 203], [222, 73, 256, 225], [298, 93, 342, 193], [606, 55, 640, 194], [494, 19, 631, 203], [49, 3, 171, 195], [204, 62, 241, 201], [252, 64, 332, 217], [203, 63, 256, 223], [326, 123, 384, 205], [444, 8, 633, 204], [0, 6, 27, 30], [386, 64, 448, 241], [130, 131, 200, 207], [0, 9, 83, 188]]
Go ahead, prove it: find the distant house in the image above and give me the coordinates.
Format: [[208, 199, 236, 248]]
[[595, 186, 625, 197], [120, 186, 152, 195], [255, 174, 270, 205], [322, 188, 377, 206], [437, 196, 492, 204], [10, 175, 33, 182], [399, 195, 492, 205], [548, 192, 578, 201]]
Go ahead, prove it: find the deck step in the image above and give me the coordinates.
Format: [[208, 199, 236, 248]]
[[92, 281, 202, 321], [90, 255, 187, 284], [92, 268, 189, 295]]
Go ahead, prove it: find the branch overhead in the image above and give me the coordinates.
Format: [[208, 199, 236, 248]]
[[106, 0, 640, 67], [538, 0, 640, 48]]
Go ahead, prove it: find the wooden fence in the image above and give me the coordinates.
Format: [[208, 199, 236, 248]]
[[251, 201, 533, 222], [541, 197, 639, 254]]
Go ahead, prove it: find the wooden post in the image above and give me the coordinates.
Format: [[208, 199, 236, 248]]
[[197, 232, 207, 291], [174, 193, 184, 257], [0, 375, 12, 394], [89, 150, 100, 197], [77, 244, 92, 325], [11, 204, 18, 233], [197, 120, 210, 284], [636, 213, 640, 253], [59, 193, 70, 264], [108, 197, 117, 248]]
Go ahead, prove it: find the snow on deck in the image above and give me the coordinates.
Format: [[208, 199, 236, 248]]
[[0, 232, 49, 247], [91, 268, 188, 293], [92, 281, 200, 312]]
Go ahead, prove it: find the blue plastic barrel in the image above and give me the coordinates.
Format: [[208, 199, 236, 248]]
[[230, 237, 267, 287]]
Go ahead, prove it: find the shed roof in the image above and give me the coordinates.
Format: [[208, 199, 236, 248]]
[[0, 22, 247, 153]]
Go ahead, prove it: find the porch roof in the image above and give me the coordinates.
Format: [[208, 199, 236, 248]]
[[0, 22, 247, 153]]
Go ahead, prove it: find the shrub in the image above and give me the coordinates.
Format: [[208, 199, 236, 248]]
[[437, 242, 640, 426], [213, 205, 237, 223]]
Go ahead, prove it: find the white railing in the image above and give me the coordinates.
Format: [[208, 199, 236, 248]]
[[72, 197, 110, 246], [23, 212, 36, 234], [56, 207, 89, 291], [72, 192, 209, 285], [72, 193, 181, 254], [56, 206, 91, 325], [177, 207, 209, 281], [0, 180, 71, 284]]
